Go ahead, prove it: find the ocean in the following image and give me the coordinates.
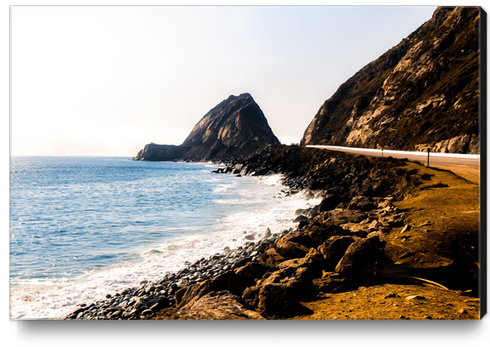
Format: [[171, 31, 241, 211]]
[[9, 156, 321, 319]]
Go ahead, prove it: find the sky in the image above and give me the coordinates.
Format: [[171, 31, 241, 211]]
[[9, 5, 439, 157]]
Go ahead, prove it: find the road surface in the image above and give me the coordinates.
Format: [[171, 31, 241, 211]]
[[306, 145, 481, 185]]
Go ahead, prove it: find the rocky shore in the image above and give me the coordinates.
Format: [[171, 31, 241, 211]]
[[66, 145, 479, 320]]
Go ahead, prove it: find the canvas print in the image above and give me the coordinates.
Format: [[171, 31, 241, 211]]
[[10, 5, 484, 320]]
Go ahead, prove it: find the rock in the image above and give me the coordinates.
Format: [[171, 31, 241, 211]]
[[294, 215, 309, 223], [277, 257, 307, 270], [171, 290, 265, 320], [275, 240, 310, 260], [244, 233, 255, 240], [243, 282, 297, 318], [328, 209, 368, 224], [265, 227, 272, 238], [303, 221, 346, 244], [318, 194, 341, 212], [133, 93, 280, 162], [319, 236, 356, 269], [132, 144, 192, 162], [335, 237, 384, 275], [368, 220, 379, 229], [258, 247, 286, 267], [311, 272, 347, 293], [304, 248, 324, 266], [242, 266, 312, 318], [348, 196, 376, 212], [367, 230, 384, 239]]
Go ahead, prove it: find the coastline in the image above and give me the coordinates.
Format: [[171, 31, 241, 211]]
[[10, 157, 321, 319], [64, 145, 481, 320]]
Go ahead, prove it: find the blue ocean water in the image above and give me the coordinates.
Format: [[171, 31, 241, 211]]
[[9, 156, 320, 319]]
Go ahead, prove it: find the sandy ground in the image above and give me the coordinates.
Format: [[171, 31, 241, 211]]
[[293, 284, 480, 320]]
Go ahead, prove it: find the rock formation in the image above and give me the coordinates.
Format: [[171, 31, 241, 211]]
[[133, 93, 280, 161], [301, 7, 481, 154]]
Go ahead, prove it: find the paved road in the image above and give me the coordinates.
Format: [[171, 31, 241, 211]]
[[307, 145, 481, 184]]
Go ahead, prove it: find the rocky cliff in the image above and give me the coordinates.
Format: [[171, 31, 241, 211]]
[[133, 93, 280, 161], [301, 6, 481, 154]]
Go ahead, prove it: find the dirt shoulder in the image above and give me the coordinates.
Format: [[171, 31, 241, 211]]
[[292, 284, 480, 320], [290, 161, 481, 320]]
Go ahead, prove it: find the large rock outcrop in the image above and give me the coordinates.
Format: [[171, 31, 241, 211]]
[[133, 93, 280, 161], [301, 7, 481, 154]]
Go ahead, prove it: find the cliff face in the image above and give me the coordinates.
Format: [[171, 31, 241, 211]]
[[301, 7, 481, 154], [133, 93, 280, 161], [132, 144, 191, 162]]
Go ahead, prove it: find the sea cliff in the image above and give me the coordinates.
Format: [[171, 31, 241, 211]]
[[301, 7, 480, 154]]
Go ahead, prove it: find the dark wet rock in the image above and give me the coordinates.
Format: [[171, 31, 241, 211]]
[[294, 215, 309, 223], [318, 194, 341, 212]]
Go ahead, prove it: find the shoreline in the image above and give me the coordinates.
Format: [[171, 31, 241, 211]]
[[10, 160, 320, 320], [64, 145, 480, 320]]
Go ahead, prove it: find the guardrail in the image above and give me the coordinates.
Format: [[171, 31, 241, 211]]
[[306, 145, 480, 159]]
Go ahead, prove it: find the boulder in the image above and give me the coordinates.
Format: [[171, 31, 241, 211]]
[[348, 196, 376, 211], [258, 247, 286, 267], [328, 209, 368, 224], [175, 266, 263, 309], [335, 236, 385, 275], [318, 194, 341, 212], [241, 266, 313, 318], [172, 290, 265, 320], [318, 235, 356, 269], [274, 231, 314, 259], [275, 239, 310, 259]]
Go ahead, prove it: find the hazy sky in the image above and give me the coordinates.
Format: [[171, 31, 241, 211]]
[[11, 5, 438, 156]]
